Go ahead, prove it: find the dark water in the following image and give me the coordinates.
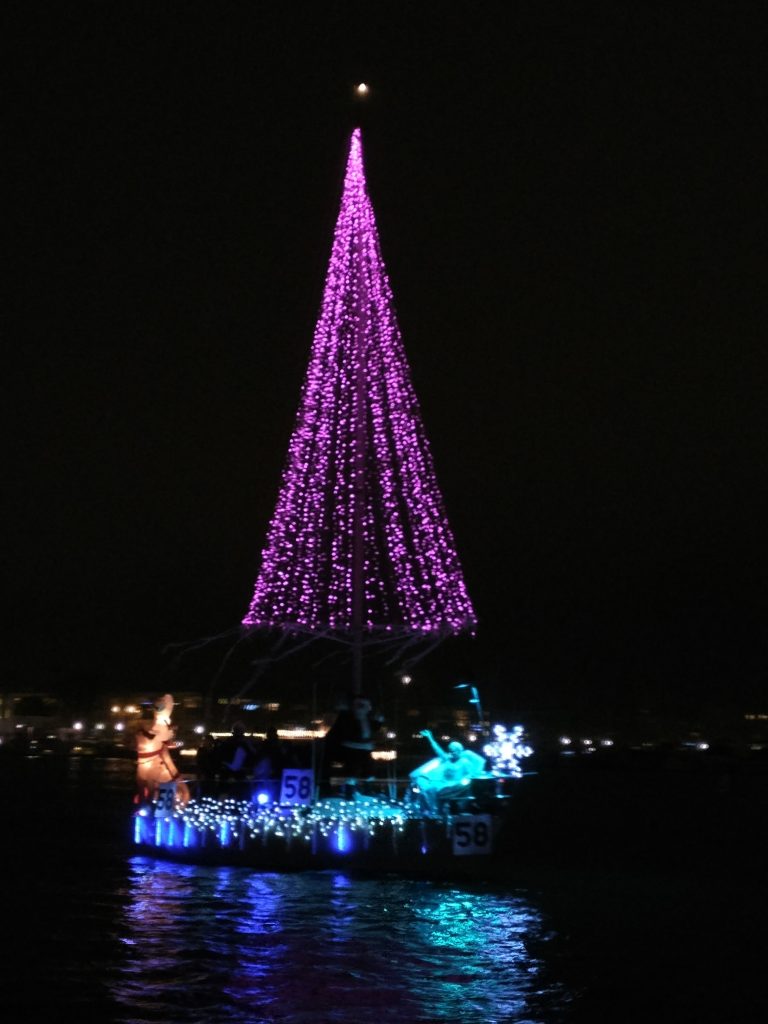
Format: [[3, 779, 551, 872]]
[[2, 755, 766, 1023]]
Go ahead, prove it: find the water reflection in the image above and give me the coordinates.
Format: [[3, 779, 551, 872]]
[[112, 858, 569, 1023], [408, 891, 547, 1020]]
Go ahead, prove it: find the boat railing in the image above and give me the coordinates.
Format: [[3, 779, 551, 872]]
[[178, 772, 410, 805], [173, 768, 518, 812]]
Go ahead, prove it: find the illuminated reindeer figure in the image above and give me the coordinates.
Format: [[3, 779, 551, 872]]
[[135, 693, 190, 807]]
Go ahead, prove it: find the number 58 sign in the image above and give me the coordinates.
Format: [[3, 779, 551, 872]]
[[155, 782, 176, 819], [452, 813, 493, 856], [279, 769, 315, 806]]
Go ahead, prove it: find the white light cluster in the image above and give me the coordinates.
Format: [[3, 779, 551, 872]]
[[483, 724, 533, 779], [169, 793, 415, 847]]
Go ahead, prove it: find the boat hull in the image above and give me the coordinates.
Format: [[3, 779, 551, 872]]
[[132, 797, 517, 880]]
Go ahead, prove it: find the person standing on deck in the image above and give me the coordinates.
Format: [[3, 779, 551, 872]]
[[324, 694, 384, 798]]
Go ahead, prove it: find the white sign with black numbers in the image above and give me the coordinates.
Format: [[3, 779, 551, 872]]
[[155, 782, 176, 819], [279, 769, 315, 806], [452, 813, 493, 856]]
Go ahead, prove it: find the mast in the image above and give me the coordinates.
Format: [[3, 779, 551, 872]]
[[351, 233, 368, 696]]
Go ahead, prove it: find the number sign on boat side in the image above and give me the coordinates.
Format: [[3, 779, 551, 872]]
[[155, 782, 176, 819], [452, 813, 493, 856], [279, 769, 315, 806]]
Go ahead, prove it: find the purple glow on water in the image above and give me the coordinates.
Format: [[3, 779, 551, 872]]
[[243, 129, 476, 636]]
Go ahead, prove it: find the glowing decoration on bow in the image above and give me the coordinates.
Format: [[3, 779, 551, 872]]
[[242, 129, 476, 637], [483, 725, 533, 779], [135, 694, 190, 807]]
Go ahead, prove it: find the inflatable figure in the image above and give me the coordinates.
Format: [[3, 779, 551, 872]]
[[135, 693, 190, 807], [409, 729, 486, 812]]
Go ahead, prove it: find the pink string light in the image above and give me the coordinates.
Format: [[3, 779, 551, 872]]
[[243, 129, 476, 637]]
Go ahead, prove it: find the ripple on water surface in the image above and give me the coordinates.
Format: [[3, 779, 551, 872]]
[[107, 859, 569, 1024]]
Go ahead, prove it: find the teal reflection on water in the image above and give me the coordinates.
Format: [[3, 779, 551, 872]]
[[408, 889, 547, 1020]]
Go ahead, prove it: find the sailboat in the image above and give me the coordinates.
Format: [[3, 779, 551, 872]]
[[133, 128, 532, 876]]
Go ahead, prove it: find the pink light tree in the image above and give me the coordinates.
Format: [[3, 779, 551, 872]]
[[243, 129, 476, 685]]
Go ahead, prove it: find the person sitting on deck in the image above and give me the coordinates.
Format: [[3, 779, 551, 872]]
[[195, 731, 219, 783], [410, 729, 486, 813], [252, 725, 293, 781], [217, 722, 258, 780]]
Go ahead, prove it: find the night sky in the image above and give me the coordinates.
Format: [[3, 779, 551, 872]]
[[8, 5, 767, 723]]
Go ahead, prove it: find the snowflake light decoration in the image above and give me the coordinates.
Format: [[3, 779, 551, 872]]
[[483, 724, 533, 779]]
